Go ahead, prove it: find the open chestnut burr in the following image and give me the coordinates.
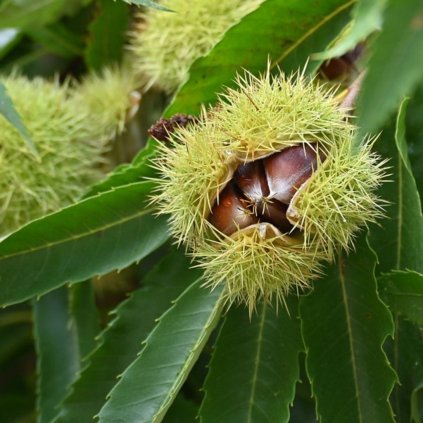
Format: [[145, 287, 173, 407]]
[[208, 143, 323, 236]]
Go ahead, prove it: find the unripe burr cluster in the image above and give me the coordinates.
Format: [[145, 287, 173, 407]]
[[152, 70, 385, 311]]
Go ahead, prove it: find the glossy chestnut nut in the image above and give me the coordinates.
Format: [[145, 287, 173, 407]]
[[208, 182, 259, 236], [208, 143, 322, 236], [264, 144, 320, 205]]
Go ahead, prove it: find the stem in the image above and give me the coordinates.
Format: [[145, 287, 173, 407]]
[[339, 71, 366, 110]]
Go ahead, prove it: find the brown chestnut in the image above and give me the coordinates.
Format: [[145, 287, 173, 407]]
[[208, 182, 258, 236], [263, 144, 319, 205], [259, 200, 292, 233]]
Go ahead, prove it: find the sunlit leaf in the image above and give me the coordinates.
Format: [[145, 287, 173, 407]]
[[98, 280, 224, 423]]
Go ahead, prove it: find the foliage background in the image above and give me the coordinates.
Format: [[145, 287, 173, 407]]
[[0, 0, 423, 422]]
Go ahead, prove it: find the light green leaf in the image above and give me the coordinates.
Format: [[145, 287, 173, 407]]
[[98, 280, 224, 423], [54, 250, 200, 423], [370, 99, 423, 273], [300, 235, 396, 423], [0, 181, 169, 307], [85, 0, 129, 71], [314, 0, 385, 60], [357, 0, 423, 136], [34, 288, 79, 423], [0, 81, 38, 155], [200, 297, 303, 423], [379, 270, 423, 326], [166, 0, 354, 117], [68, 281, 100, 360]]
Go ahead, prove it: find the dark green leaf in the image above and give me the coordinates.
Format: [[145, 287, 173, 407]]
[[54, 250, 200, 423], [369, 99, 423, 273], [34, 288, 79, 423], [98, 280, 224, 423], [0, 28, 21, 60], [26, 23, 84, 58], [200, 297, 303, 423], [0, 0, 91, 29], [300, 236, 396, 423], [0, 81, 37, 155], [357, 0, 423, 136], [0, 181, 169, 307], [84, 139, 158, 198], [69, 281, 100, 360], [314, 0, 386, 60], [85, 0, 129, 71], [166, 0, 354, 117], [387, 317, 423, 423], [379, 270, 423, 326]]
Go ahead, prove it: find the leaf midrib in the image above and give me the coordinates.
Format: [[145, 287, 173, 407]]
[[339, 255, 364, 423], [246, 303, 267, 423]]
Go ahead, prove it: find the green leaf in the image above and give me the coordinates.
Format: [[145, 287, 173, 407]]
[[0, 81, 38, 156], [387, 317, 423, 423], [166, 0, 354, 117], [379, 270, 423, 326], [54, 249, 200, 423], [98, 280, 224, 423], [68, 281, 100, 360], [0, 181, 169, 307], [300, 235, 396, 423], [26, 23, 84, 58], [314, 0, 386, 60], [357, 0, 423, 136], [0, 28, 21, 60], [0, 0, 91, 29], [369, 99, 423, 273], [119, 0, 172, 12], [85, 0, 129, 71], [34, 288, 79, 423], [84, 139, 158, 198], [200, 297, 303, 423]]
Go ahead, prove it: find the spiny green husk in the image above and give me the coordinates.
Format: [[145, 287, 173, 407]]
[[131, 0, 264, 93], [0, 69, 136, 236], [152, 70, 386, 309]]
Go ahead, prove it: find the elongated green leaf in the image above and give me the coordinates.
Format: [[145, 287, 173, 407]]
[[26, 23, 84, 58], [0, 81, 37, 155], [98, 280, 224, 423], [370, 100, 423, 423], [357, 0, 423, 136], [68, 281, 100, 360], [0, 0, 91, 29], [85, 0, 129, 71], [379, 271, 423, 326], [166, 0, 353, 117], [84, 139, 158, 198], [388, 317, 423, 423], [54, 250, 200, 423], [200, 297, 303, 423], [34, 288, 79, 423], [370, 99, 423, 273], [0, 181, 168, 307], [406, 84, 423, 200], [315, 0, 385, 60], [300, 236, 396, 423]]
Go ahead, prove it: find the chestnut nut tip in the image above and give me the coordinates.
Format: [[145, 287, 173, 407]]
[[148, 113, 199, 142]]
